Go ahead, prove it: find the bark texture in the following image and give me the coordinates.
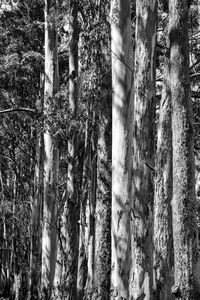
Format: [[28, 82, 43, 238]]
[[153, 59, 174, 299], [111, 0, 133, 298], [41, 0, 59, 298], [77, 119, 89, 300], [94, 90, 111, 300], [169, 0, 200, 299], [130, 0, 156, 299], [30, 133, 43, 300], [61, 0, 79, 298]]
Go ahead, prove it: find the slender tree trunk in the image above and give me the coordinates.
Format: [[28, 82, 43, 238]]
[[169, 1, 200, 298], [110, 0, 134, 298], [30, 133, 44, 300], [85, 123, 97, 298], [94, 90, 111, 300], [0, 167, 11, 298], [12, 173, 21, 300], [61, 1, 79, 298], [153, 58, 174, 299], [93, 11, 112, 296], [41, 0, 59, 298], [77, 116, 89, 300], [30, 73, 44, 300], [130, 1, 156, 299]]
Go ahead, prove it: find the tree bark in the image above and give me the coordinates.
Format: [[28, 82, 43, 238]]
[[85, 121, 97, 298], [77, 116, 89, 300], [61, 0, 79, 298], [94, 91, 111, 300], [169, 0, 200, 298], [41, 0, 59, 298], [30, 73, 44, 300], [110, 0, 134, 298], [153, 57, 174, 299], [130, 1, 156, 299]]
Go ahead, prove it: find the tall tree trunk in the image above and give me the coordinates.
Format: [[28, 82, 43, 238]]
[[77, 116, 89, 300], [61, 0, 79, 298], [93, 9, 112, 296], [94, 91, 111, 300], [85, 122, 97, 298], [30, 73, 44, 300], [153, 58, 174, 299], [169, 1, 200, 298], [30, 134, 43, 300], [41, 0, 59, 298], [130, 1, 156, 299], [110, 0, 133, 298]]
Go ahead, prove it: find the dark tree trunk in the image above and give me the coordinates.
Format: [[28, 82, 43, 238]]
[[169, 0, 200, 298]]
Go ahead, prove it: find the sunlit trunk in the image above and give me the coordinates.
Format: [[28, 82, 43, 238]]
[[41, 0, 59, 298], [111, 0, 134, 298]]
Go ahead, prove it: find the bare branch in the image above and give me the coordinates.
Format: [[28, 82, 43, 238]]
[[0, 107, 35, 115]]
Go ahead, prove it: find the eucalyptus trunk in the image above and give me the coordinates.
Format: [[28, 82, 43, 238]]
[[41, 0, 59, 298], [61, 0, 79, 298], [153, 58, 174, 299], [130, 1, 156, 299], [110, 0, 134, 298], [169, 0, 200, 298], [30, 73, 44, 300], [94, 91, 111, 300], [85, 125, 97, 297], [77, 115, 89, 300]]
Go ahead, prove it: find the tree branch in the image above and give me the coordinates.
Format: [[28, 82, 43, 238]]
[[190, 73, 200, 79], [190, 59, 200, 70], [0, 107, 35, 115]]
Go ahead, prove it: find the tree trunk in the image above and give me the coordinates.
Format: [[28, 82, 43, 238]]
[[94, 90, 111, 300], [41, 0, 59, 298], [30, 73, 44, 300], [93, 11, 112, 296], [153, 58, 174, 299], [61, 0, 79, 298], [77, 115, 89, 300], [110, 0, 134, 298], [130, 1, 156, 299], [85, 122, 97, 298], [169, 1, 200, 298]]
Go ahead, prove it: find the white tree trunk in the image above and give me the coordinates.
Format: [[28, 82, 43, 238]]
[[111, 1, 134, 298], [41, 0, 59, 298]]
